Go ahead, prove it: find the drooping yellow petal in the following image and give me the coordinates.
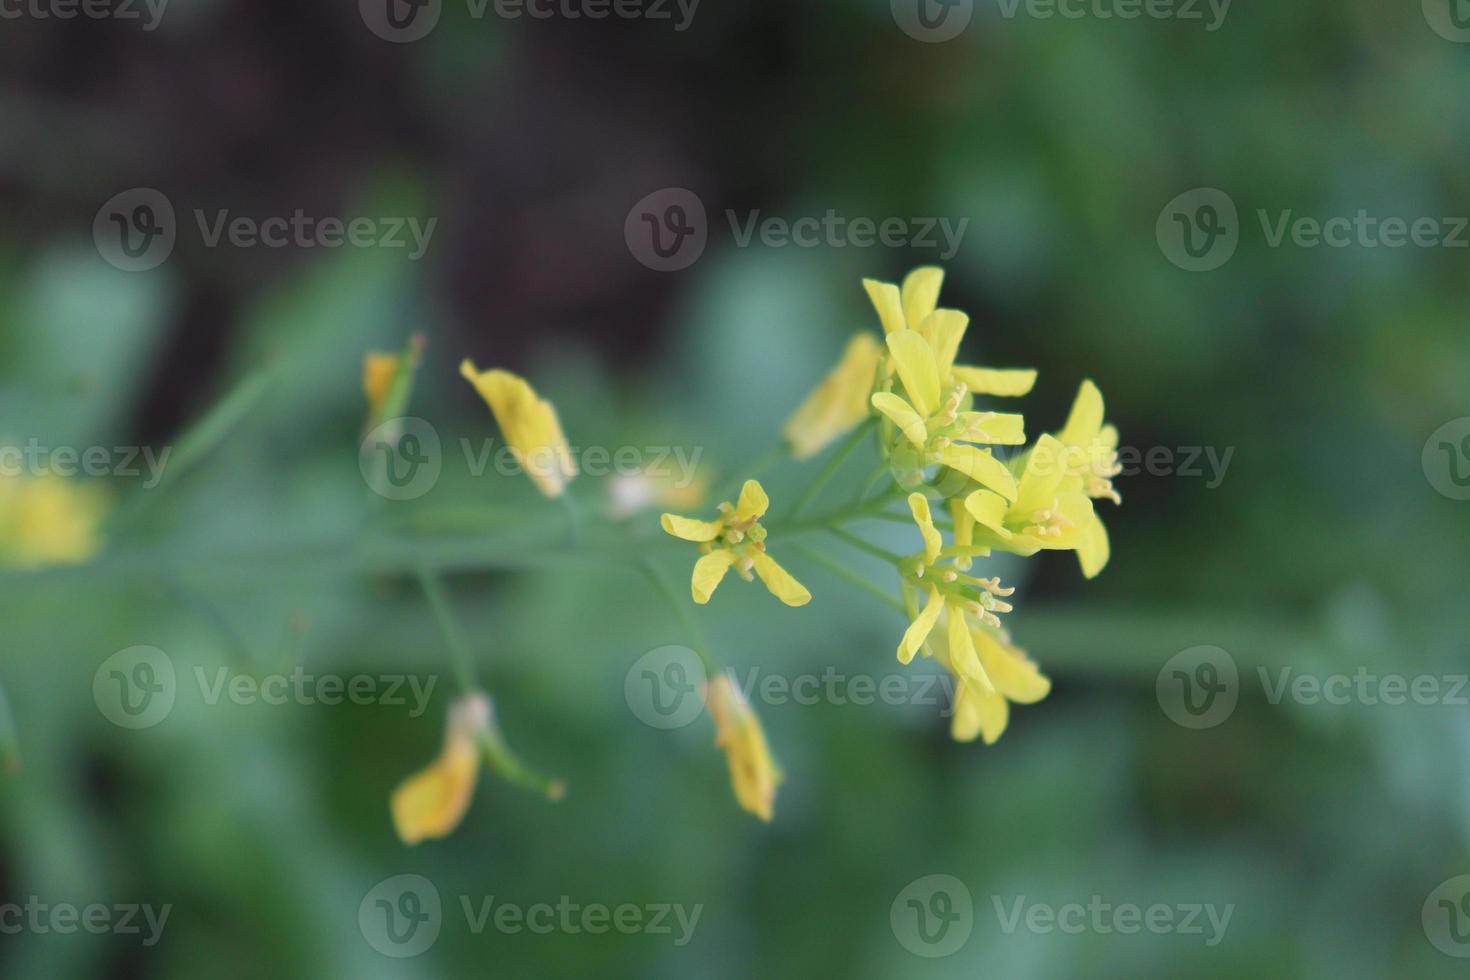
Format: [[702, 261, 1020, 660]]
[[734, 479, 770, 523], [939, 445, 1019, 501], [951, 681, 1010, 745], [707, 673, 782, 822], [907, 493, 942, 564], [782, 333, 883, 460], [459, 360, 578, 498], [900, 266, 944, 331], [948, 498, 983, 567], [885, 330, 941, 417], [691, 549, 738, 604], [950, 366, 1037, 397], [947, 608, 993, 694], [1058, 379, 1105, 447], [660, 513, 723, 542], [871, 392, 928, 448], [750, 551, 812, 607], [898, 587, 944, 664], [390, 694, 488, 846], [1075, 505, 1111, 579], [974, 629, 1051, 704], [862, 278, 906, 335], [363, 352, 400, 420], [1012, 434, 1071, 515]]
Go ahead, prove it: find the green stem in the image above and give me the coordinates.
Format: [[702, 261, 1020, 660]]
[[789, 418, 875, 518], [853, 462, 892, 507], [791, 544, 904, 613], [416, 566, 480, 693], [824, 526, 904, 565], [0, 677, 19, 774], [640, 560, 716, 674]]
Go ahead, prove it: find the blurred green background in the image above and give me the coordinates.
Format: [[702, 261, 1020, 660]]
[[3, 0, 1470, 976]]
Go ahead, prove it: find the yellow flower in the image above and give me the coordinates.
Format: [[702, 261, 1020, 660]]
[[460, 360, 577, 499], [391, 692, 489, 845], [961, 382, 1120, 579], [871, 328, 1024, 500], [362, 334, 425, 429], [933, 623, 1051, 745], [862, 266, 1038, 398], [894, 493, 1015, 696], [706, 671, 782, 822], [782, 333, 883, 460], [0, 470, 109, 569], [661, 479, 811, 607]]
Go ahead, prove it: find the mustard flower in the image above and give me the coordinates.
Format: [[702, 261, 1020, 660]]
[[460, 360, 577, 499], [782, 333, 884, 460], [661, 479, 811, 607], [707, 671, 782, 822]]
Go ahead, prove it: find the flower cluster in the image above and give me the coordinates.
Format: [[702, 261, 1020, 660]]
[[0, 264, 1118, 843]]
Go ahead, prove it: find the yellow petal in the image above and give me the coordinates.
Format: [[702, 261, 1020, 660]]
[[734, 479, 770, 523], [963, 489, 1012, 539], [939, 445, 1018, 501], [974, 629, 1051, 704], [1075, 505, 1111, 579], [962, 411, 1026, 446], [898, 587, 944, 664], [862, 278, 906, 335], [1058, 379, 1105, 447], [363, 352, 400, 419], [707, 673, 782, 822], [460, 360, 577, 498], [900, 266, 944, 331], [907, 493, 942, 564], [782, 333, 883, 460], [947, 608, 993, 694], [919, 309, 968, 379], [691, 549, 737, 604], [390, 695, 487, 846], [951, 366, 1038, 397], [660, 513, 723, 542], [750, 551, 812, 607], [871, 392, 928, 448], [1013, 434, 1071, 515], [885, 330, 940, 417]]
